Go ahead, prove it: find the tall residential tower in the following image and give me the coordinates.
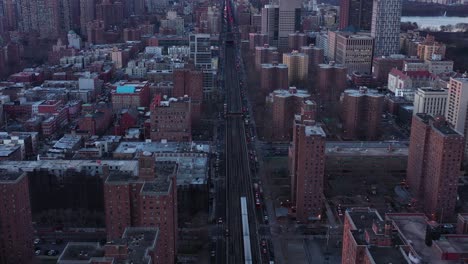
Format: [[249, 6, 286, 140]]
[[371, 0, 402, 57]]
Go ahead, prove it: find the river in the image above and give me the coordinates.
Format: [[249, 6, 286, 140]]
[[401, 16, 468, 30]]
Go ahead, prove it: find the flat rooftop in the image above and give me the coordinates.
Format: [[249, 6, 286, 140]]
[[58, 227, 158, 264], [416, 113, 461, 136], [318, 63, 346, 69], [367, 247, 408, 264], [261, 63, 288, 69], [0, 160, 138, 176], [417, 87, 448, 93], [116, 85, 136, 94], [337, 31, 373, 39], [106, 171, 135, 182], [114, 141, 210, 156], [155, 160, 177, 178], [255, 46, 277, 51], [159, 96, 190, 107], [117, 227, 158, 264], [453, 77, 468, 83], [347, 208, 382, 230], [434, 235, 468, 255], [0, 144, 20, 157], [58, 242, 105, 263], [387, 214, 445, 263], [343, 89, 383, 98], [53, 135, 83, 150], [272, 88, 310, 99], [106, 161, 175, 194], [142, 179, 172, 195], [156, 154, 208, 185], [305, 125, 326, 137], [0, 170, 25, 183], [326, 141, 408, 150]]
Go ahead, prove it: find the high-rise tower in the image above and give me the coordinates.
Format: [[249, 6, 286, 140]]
[[371, 0, 402, 57]]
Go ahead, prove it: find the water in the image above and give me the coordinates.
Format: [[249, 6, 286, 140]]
[[401, 16, 468, 30]]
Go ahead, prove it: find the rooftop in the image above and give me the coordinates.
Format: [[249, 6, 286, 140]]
[[343, 88, 383, 98], [305, 124, 326, 137], [142, 179, 172, 195], [0, 144, 20, 157], [326, 141, 408, 157], [0, 160, 138, 176], [106, 161, 175, 194], [390, 68, 436, 80], [284, 51, 308, 57], [113, 81, 148, 94], [106, 170, 136, 183], [416, 113, 461, 136], [453, 77, 468, 84], [116, 85, 136, 94], [155, 161, 177, 178], [0, 170, 25, 183], [367, 247, 408, 264], [114, 142, 210, 156], [261, 63, 288, 69], [53, 135, 83, 150], [156, 154, 208, 185], [58, 242, 105, 263], [387, 213, 450, 263], [58, 227, 159, 264], [337, 31, 373, 39], [346, 208, 383, 230], [256, 45, 277, 51], [417, 87, 448, 94], [318, 62, 346, 69], [158, 96, 190, 107], [272, 88, 311, 99], [434, 235, 468, 256], [117, 227, 158, 264]]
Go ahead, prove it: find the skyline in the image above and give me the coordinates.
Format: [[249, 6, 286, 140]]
[[0, 0, 468, 263]]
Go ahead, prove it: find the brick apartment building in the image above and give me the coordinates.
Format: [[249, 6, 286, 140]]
[[300, 44, 324, 75], [173, 68, 203, 123], [0, 171, 33, 264], [111, 81, 150, 112], [288, 32, 307, 52], [289, 113, 326, 222], [150, 94, 192, 142], [58, 227, 162, 264], [342, 208, 468, 263], [341, 88, 384, 140], [317, 62, 347, 103], [104, 153, 177, 264], [260, 63, 289, 95], [341, 208, 385, 264], [407, 114, 464, 221], [255, 44, 279, 70], [249, 33, 268, 51], [372, 55, 405, 84], [77, 103, 113, 136], [37, 100, 69, 136], [266, 87, 315, 141], [114, 109, 139, 136]]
